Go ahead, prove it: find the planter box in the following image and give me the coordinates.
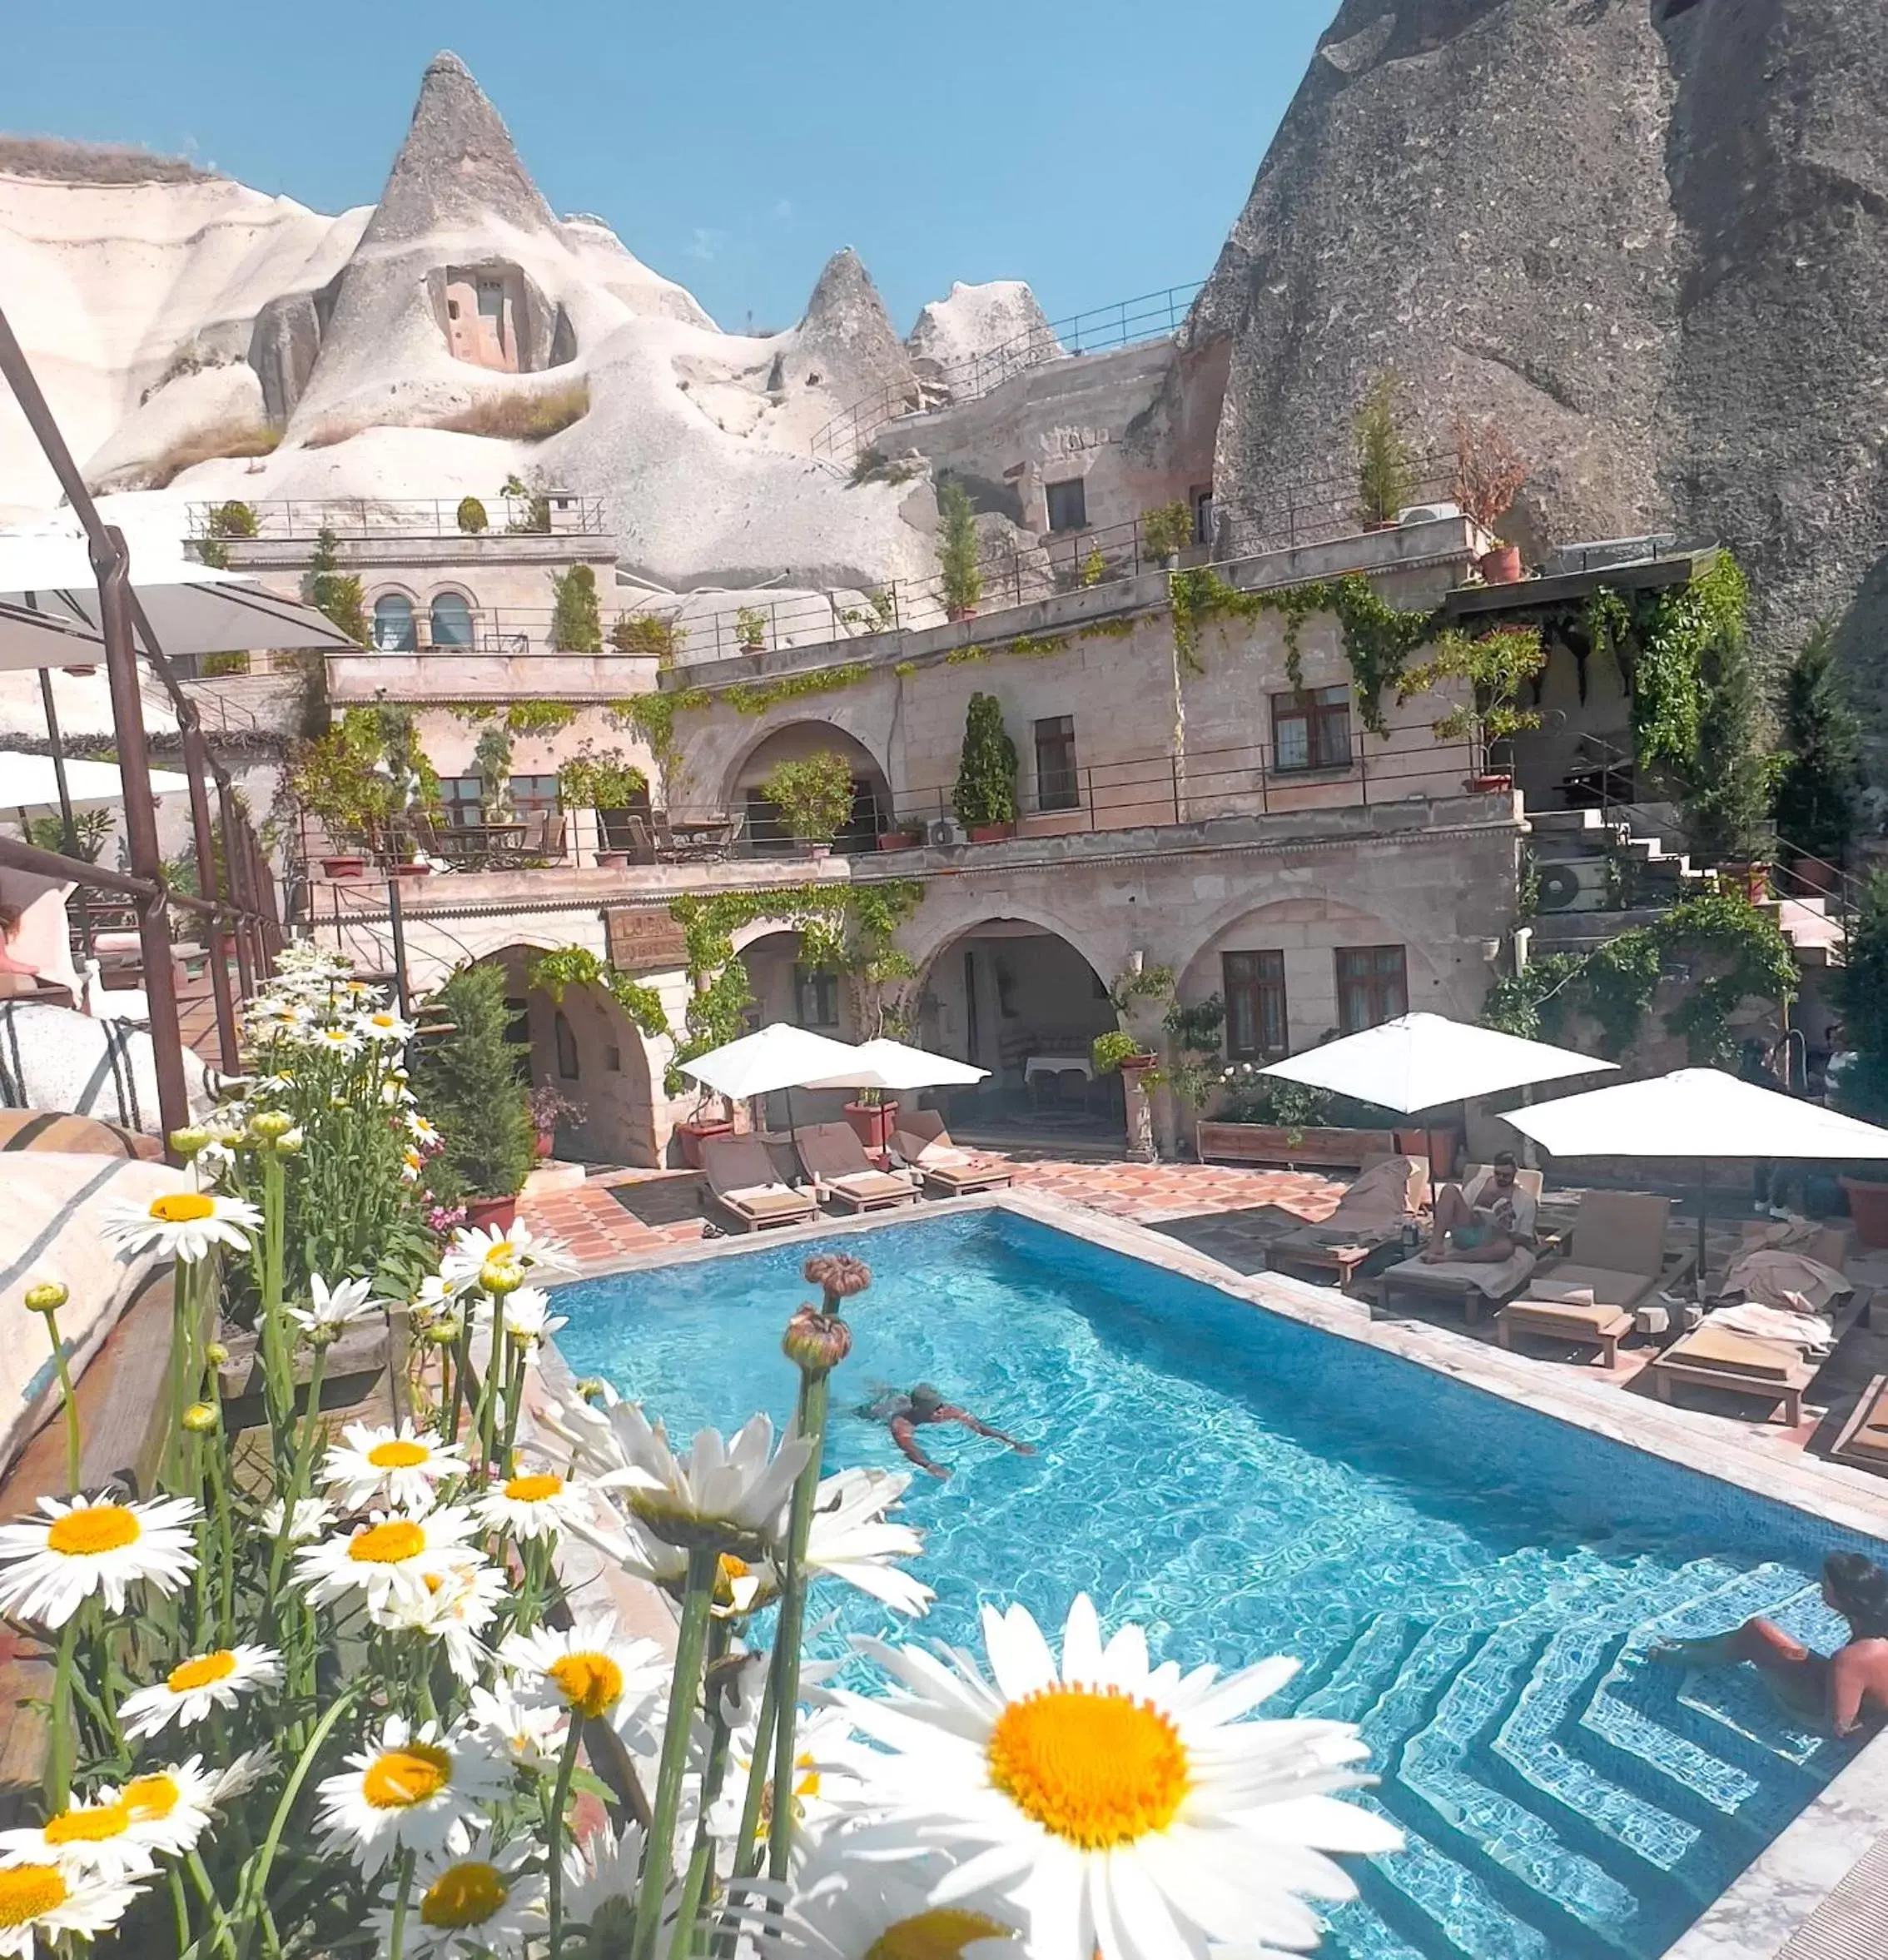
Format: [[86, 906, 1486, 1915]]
[[968, 822, 1016, 844], [1195, 1121, 1400, 1169], [320, 856, 368, 879], [676, 1117, 734, 1169], [388, 861, 432, 878], [877, 831, 920, 852], [843, 1100, 899, 1160]]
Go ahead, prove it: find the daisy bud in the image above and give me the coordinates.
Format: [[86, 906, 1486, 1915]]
[[479, 1259, 525, 1297], [181, 1401, 218, 1434], [575, 1377, 609, 1404], [248, 1110, 294, 1142], [206, 1342, 230, 1367], [22, 1281, 68, 1316], [783, 1305, 852, 1375], [424, 1316, 462, 1347], [274, 1127, 305, 1156], [803, 1252, 871, 1311], [170, 1125, 211, 1160]]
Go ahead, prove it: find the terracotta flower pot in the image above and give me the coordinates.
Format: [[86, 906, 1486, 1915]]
[[594, 850, 629, 869], [534, 1129, 555, 1161], [1465, 773, 1514, 794], [320, 856, 367, 879], [1792, 855, 1839, 893], [946, 605, 977, 624], [1118, 1053, 1160, 1073], [1841, 1176, 1888, 1250], [1722, 861, 1771, 903], [1479, 544, 1523, 584], [843, 1100, 898, 1158], [463, 1194, 517, 1232], [967, 822, 1016, 844], [676, 1117, 734, 1169], [876, 830, 920, 851], [388, 861, 431, 878]]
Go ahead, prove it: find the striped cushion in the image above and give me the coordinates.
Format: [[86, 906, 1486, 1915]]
[[0, 1110, 162, 1161]]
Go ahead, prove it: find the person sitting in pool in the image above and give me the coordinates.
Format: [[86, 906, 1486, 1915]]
[[1420, 1151, 1537, 1266], [1652, 1551, 1888, 1738], [858, 1382, 1036, 1480]]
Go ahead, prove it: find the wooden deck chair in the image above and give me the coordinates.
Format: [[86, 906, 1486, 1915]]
[[700, 1135, 817, 1232], [797, 1122, 921, 1214], [890, 1108, 1014, 1196]]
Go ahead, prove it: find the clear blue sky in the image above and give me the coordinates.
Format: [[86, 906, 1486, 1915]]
[[1, 0, 1334, 334]]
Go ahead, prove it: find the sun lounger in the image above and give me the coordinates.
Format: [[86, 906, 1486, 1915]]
[[1496, 1282, 1635, 1369], [1266, 1154, 1431, 1289], [1493, 1189, 1687, 1355], [700, 1135, 818, 1232], [797, 1122, 922, 1214], [889, 1108, 1014, 1196], [1374, 1166, 1547, 1321], [1648, 1322, 1816, 1427], [1832, 1375, 1888, 1476]]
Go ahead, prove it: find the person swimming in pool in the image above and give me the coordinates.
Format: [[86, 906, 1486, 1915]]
[[858, 1382, 1036, 1480], [1652, 1551, 1888, 1737]]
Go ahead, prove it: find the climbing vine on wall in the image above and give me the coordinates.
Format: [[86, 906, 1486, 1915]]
[[444, 701, 580, 737], [524, 946, 670, 1038], [723, 664, 872, 716]]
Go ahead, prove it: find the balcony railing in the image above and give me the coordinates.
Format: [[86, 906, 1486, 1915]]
[[184, 494, 609, 542]]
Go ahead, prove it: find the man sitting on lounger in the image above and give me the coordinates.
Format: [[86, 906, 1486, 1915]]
[[1421, 1151, 1537, 1266], [859, 1383, 1036, 1480], [1653, 1552, 1888, 1737]]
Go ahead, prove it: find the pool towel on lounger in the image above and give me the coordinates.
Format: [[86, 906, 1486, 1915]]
[[1391, 1246, 1538, 1297]]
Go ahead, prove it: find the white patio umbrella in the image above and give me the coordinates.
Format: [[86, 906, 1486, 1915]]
[[678, 1022, 864, 1163], [799, 1037, 989, 1093], [0, 751, 190, 815], [1506, 1067, 1888, 1281], [1259, 1012, 1614, 1112]]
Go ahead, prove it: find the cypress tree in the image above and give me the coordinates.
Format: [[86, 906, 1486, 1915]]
[[410, 964, 535, 1203], [952, 692, 1018, 829], [1771, 619, 1863, 868]]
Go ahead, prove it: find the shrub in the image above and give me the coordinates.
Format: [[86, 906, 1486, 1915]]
[[1354, 371, 1414, 526], [1450, 413, 1528, 534], [1682, 566, 1768, 867], [24, 808, 113, 861], [199, 649, 251, 677], [549, 563, 604, 653], [951, 691, 1017, 829], [938, 479, 983, 615], [1091, 1030, 1145, 1074], [306, 525, 369, 644], [736, 606, 769, 651], [208, 499, 259, 539], [1140, 501, 1194, 561], [556, 745, 648, 810], [758, 751, 856, 844], [1836, 874, 1888, 1124], [409, 963, 535, 1201], [136, 420, 280, 490], [435, 380, 590, 441], [1401, 625, 1546, 760], [456, 495, 489, 534], [1771, 619, 1863, 868], [610, 611, 686, 663]]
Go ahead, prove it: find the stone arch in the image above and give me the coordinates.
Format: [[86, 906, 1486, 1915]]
[[718, 720, 894, 851]]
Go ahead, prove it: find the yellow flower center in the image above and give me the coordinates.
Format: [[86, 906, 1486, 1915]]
[[42, 1802, 132, 1845], [986, 1685, 1189, 1849], [547, 1651, 624, 1718], [349, 1520, 426, 1565], [503, 1474, 563, 1503], [362, 1744, 452, 1809], [366, 1440, 431, 1470], [0, 1866, 69, 1928], [488, 1240, 515, 1261], [864, 1910, 1016, 1960], [419, 1860, 509, 1929], [46, 1505, 141, 1557], [150, 1192, 216, 1224], [167, 1649, 239, 1694], [122, 1774, 180, 1822]]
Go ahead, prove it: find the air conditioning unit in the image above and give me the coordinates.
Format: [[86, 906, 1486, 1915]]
[[1534, 859, 1612, 913], [1396, 500, 1463, 525], [929, 818, 966, 848]]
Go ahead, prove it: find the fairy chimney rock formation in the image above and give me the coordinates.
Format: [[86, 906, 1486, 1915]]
[[771, 247, 917, 408], [907, 281, 1060, 391]]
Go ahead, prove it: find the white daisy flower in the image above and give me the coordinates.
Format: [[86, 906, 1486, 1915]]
[[0, 1793, 157, 1883], [0, 1864, 145, 1956], [707, 1707, 873, 1866], [407, 1112, 442, 1147], [99, 1189, 262, 1264], [258, 1495, 334, 1543], [312, 1024, 362, 1058], [371, 1833, 542, 1960], [566, 1514, 765, 1619], [246, 997, 311, 1033], [113, 1759, 220, 1862], [410, 1272, 456, 1327], [465, 1686, 565, 1775], [471, 1468, 594, 1544], [120, 1644, 281, 1740], [533, 1391, 624, 1478], [400, 1146, 425, 1182], [320, 1421, 466, 1515], [368, 1557, 509, 1683], [827, 1594, 1404, 1960], [561, 1819, 655, 1951], [751, 1847, 1021, 1960], [438, 1221, 577, 1296], [285, 1273, 385, 1344], [356, 1007, 414, 1042], [499, 1616, 667, 1746], [315, 1716, 507, 1878], [0, 1495, 198, 1628], [592, 1405, 813, 1558], [294, 1505, 479, 1613], [211, 1750, 276, 1805], [469, 1285, 567, 1348], [787, 1466, 931, 1619]]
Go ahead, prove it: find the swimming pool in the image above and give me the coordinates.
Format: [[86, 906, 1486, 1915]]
[[555, 1209, 1883, 1960]]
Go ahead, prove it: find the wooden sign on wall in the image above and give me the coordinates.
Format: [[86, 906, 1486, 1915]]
[[605, 908, 689, 972]]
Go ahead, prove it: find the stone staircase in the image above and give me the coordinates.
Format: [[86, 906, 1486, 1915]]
[[1273, 1557, 1838, 1960], [1527, 808, 1845, 971]]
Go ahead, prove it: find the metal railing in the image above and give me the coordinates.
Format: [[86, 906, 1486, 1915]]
[[811, 281, 1205, 465], [183, 495, 609, 542]]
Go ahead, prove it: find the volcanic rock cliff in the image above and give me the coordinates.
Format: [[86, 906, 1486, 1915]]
[[1192, 0, 1888, 678]]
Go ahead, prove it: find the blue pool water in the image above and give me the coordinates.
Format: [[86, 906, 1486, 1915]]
[[555, 1211, 1885, 1960]]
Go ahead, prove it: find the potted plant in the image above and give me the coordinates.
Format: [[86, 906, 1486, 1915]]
[[735, 607, 768, 654], [407, 963, 535, 1230], [1354, 371, 1414, 530], [842, 1087, 901, 1160], [1140, 501, 1194, 570], [456, 495, 489, 535], [558, 748, 648, 866], [527, 1082, 586, 1161], [1399, 624, 1545, 792], [387, 858, 432, 879], [952, 692, 1018, 842], [876, 818, 922, 851], [320, 853, 369, 879], [1093, 1030, 1159, 1075], [1771, 619, 1862, 893], [758, 751, 854, 858], [1452, 412, 1529, 558], [1682, 581, 1772, 890], [939, 480, 982, 622]]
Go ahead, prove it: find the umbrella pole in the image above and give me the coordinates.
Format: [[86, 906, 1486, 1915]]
[[1697, 1159, 1709, 1301], [37, 669, 93, 970]]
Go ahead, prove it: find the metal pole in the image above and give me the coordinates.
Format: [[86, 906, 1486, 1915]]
[[385, 872, 411, 1017], [218, 779, 259, 1002], [179, 717, 240, 1073], [94, 527, 191, 1147], [37, 667, 95, 971]]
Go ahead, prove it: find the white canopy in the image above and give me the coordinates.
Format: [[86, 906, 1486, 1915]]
[[0, 750, 191, 816], [0, 531, 357, 671], [1506, 1067, 1888, 1162], [800, 1037, 988, 1093], [1259, 1012, 1614, 1113], [678, 1022, 864, 1101]]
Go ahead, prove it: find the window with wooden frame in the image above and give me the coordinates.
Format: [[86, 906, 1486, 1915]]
[[1222, 950, 1288, 1060], [1335, 946, 1409, 1033], [794, 964, 841, 1029], [1033, 715, 1080, 812], [1045, 479, 1087, 533], [1270, 685, 1353, 773]]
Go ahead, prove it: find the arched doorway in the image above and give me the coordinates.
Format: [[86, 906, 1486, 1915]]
[[728, 724, 894, 855], [914, 918, 1122, 1142]]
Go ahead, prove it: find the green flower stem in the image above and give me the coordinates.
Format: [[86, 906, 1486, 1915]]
[[203, 1419, 237, 1645], [728, 1654, 779, 1883], [186, 1848, 239, 1960], [475, 1307, 507, 1475], [387, 1848, 415, 1960], [446, 1321, 471, 1445], [39, 1308, 81, 1495], [262, 1341, 329, 1639], [233, 1684, 358, 1960], [633, 1544, 718, 1960], [767, 1370, 831, 1883], [44, 1615, 77, 1812], [544, 1706, 584, 1958], [260, 1155, 290, 1480], [670, 1620, 734, 1960]]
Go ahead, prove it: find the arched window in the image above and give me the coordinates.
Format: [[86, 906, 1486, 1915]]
[[372, 593, 416, 652], [430, 592, 474, 649], [554, 1010, 579, 1080]]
